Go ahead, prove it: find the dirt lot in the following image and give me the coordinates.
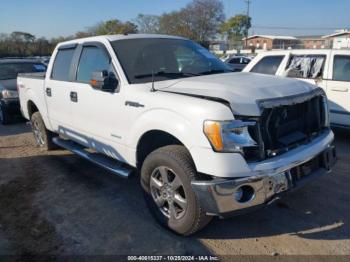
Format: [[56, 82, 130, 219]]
[[0, 123, 350, 259]]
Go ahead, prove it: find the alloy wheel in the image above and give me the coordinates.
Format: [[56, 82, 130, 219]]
[[32, 120, 45, 146], [150, 166, 188, 220]]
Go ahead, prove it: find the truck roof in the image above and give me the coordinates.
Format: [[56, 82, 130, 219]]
[[255, 49, 350, 56], [57, 34, 187, 47]]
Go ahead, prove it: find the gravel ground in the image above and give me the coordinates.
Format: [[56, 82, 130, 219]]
[[0, 123, 349, 260]]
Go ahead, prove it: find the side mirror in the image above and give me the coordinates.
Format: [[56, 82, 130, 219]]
[[90, 70, 118, 92]]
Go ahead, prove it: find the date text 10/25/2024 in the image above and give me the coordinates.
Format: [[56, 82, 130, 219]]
[[127, 256, 219, 261]]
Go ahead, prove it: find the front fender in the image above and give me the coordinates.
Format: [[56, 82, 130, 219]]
[[127, 108, 203, 152]]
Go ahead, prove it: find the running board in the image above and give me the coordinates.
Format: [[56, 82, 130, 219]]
[[52, 137, 133, 178]]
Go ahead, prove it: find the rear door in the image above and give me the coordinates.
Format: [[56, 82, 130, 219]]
[[45, 44, 77, 131], [325, 51, 350, 127]]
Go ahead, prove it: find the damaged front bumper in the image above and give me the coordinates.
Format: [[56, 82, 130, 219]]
[[191, 140, 337, 217]]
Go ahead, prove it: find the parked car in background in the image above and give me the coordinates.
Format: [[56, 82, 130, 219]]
[[18, 35, 336, 235], [244, 49, 350, 128], [224, 55, 251, 72], [0, 59, 46, 124], [40, 56, 51, 66]]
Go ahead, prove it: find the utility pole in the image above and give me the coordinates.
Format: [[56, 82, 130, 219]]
[[244, 0, 251, 49]]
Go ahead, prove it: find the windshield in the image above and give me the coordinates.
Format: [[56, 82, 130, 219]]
[[111, 38, 231, 84], [0, 62, 47, 80]]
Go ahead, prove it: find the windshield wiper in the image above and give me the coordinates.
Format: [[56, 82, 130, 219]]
[[197, 69, 232, 75], [134, 71, 199, 79]]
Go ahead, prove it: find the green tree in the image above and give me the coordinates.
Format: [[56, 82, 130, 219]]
[[159, 10, 195, 39], [220, 14, 251, 48], [10, 31, 36, 56], [187, 0, 225, 44], [50, 36, 73, 49], [135, 14, 160, 34], [75, 31, 93, 39], [90, 19, 138, 35], [159, 0, 224, 46], [33, 37, 51, 56]]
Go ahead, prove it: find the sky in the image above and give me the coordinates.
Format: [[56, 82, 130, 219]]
[[0, 0, 349, 39]]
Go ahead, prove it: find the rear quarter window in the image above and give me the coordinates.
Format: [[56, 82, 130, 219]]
[[251, 55, 284, 75], [51, 48, 75, 81]]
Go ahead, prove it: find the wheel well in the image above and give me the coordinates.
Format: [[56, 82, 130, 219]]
[[27, 100, 39, 118], [136, 130, 184, 169]]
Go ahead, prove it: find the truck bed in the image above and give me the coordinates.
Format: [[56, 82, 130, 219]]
[[17, 73, 47, 122]]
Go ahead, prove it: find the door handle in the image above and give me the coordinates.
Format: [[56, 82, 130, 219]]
[[46, 87, 52, 97], [331, 87, 348, 92], [70, 91, 78, 102]]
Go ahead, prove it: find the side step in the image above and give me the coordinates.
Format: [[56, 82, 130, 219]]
[[52, 137, 133, 178]]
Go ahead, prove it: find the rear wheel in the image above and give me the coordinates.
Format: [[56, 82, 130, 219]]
[[30, 112, 57, 151], [141, 145, 212, 236]]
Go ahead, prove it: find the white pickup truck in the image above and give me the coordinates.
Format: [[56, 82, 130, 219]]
[[18, 34, 336, 235], [244, 49, 350, 128]]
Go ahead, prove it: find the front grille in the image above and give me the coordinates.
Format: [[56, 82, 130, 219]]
[[242, 91, 328, 161]]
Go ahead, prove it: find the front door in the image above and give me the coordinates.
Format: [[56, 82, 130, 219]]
[[67, 43, 128, 161], [325, 51, 350, 127]]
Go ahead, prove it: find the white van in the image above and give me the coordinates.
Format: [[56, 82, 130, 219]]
[[244, 49, 350, 128]]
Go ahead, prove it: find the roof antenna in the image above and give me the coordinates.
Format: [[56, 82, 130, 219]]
[[151, 69, 157, 92]]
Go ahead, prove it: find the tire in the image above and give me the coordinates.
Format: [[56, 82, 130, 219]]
[[30, 112, 58, 151], [141, 145, 212, 236], [0, 103, 10, 125]]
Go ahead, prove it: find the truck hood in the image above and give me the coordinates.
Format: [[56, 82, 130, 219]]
[[0, 79, 17, 91], [157, 72, 318, 116]]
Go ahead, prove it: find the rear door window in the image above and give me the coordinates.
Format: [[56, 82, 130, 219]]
[[285, 55, 326, 79], [51, 48, 75, 81], [76, 46, 111, 84], [333, 55, 350, 82], [251, 56, 284, 75]]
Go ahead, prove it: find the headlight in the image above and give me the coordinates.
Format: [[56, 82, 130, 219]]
[[203, 120, 257, 153], [1, 89, 18, 99]]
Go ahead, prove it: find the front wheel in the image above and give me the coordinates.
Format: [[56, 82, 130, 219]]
[[141, 145, 212, 236]]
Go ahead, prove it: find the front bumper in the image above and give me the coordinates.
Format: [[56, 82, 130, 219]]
[[192, 142, 337, 217]]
